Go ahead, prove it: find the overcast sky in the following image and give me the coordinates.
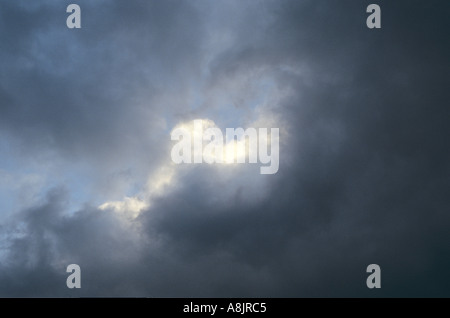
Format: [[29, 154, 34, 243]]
[[0, 0, 449, 297]]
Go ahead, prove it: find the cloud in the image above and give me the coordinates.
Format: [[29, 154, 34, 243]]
[[0, 0, 449, 297]]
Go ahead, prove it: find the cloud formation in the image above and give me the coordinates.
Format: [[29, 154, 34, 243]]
[[0, 0, 449, 297]]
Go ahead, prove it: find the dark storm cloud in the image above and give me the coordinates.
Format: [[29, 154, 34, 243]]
[[0, 0, 209, 202], [0, 0, 449, 297], [0, 0, 204, 164]]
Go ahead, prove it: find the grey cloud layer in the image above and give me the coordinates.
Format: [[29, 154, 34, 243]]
[[0, 0, 449, 296]]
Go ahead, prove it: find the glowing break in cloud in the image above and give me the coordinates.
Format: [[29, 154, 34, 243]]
[[171, 119, 279, 174]]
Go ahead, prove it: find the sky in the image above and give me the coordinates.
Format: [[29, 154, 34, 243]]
[[0, 0, 449, 297]]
